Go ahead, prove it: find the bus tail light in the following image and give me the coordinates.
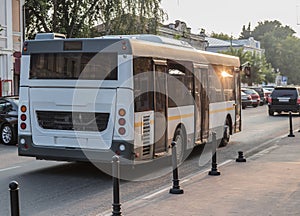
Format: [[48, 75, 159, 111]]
[[20, 114, 27, 121], [20, 105, 28, 130], [118, 127, 126, 135], [118, 118, 126, 126], [20, 123, 27, 130], [117, 108, 127, 135], [23, 42, 28, 52]]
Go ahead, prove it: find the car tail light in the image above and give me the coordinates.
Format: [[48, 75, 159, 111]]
[[297, 98, 300, 104], [268, 97, 272, 103]]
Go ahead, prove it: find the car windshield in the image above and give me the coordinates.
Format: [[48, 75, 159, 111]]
[[11, 99, 19, 105], [243, 89, 256, 94]]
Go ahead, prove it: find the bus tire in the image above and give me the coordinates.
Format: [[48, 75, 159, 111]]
[[173, 127, 186, 164], [219, 119, 230, 147]]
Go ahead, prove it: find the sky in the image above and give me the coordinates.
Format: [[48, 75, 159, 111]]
[[160, 0, 300, 38]]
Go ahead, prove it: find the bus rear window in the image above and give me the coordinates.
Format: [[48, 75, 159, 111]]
[[29, 52, 117, 80]]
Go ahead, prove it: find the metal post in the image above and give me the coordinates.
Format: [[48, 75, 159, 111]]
[[236, 151, 246, 162], [169, 141, 184, 194], [112, 155, 121, 216], [9, 181, 20, 216], [288, 111, 295, 137], [208, 132, 220, 176]]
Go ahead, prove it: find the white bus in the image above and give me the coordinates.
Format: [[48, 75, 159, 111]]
[[18, 33, 241, 163]]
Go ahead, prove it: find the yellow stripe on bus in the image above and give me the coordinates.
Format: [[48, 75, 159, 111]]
[[134, 107, 234, 127], [209, 107, 235, 114], [134, 113, 194, 128], [168, 113, 194, 121]]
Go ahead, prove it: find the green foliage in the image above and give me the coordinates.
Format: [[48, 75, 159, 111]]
[[250, 20, 300, 85], [239, 22, 251, 39], [24, 0, 166, 38], [210, 32, 232, 40], [252, 20, 295, 41], [221, 48, 274, 85]]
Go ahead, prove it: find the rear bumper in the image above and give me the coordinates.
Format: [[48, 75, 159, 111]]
[[242, 101, 252, 107], [18, 135, 135, 163], [268, 104, 300, 113]]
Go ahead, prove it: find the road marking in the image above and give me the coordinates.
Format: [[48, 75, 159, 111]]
[[0, 166, 21, 172]]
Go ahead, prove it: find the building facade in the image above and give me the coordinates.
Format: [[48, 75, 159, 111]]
[[206, 37, 264, 56], [158, 20, 208, 50], [0, 0, 23, 96]]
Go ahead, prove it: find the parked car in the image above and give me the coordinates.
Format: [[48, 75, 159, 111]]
[[262, 85, 275, 92], [249, 87, 265, 105], [268, 87, 300, 116], [241, 91, 252, 109], [0, 96, 18, 145], [241, 88, 261, 107], [263, 88, 272, 104]]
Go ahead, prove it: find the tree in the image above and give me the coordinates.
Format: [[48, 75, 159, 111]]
[[250, 20, 300, 85], [273, 36, 300, 84], [25, 0, 101, 38], [210, 32, 232, 40], [251, 20, 295, 41], [24, 0, 166, 38], [97, 0, 166, 36], [239, 22, 251, 39], [221, 47, 274, 85]]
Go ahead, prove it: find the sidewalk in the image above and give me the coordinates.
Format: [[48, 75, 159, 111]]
[[117, 133, 300, 216]]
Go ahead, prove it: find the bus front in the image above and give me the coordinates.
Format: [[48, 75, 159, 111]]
[[18, 34, 135, 163]]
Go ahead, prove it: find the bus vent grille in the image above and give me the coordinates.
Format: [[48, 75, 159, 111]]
[[36, 111, 109, 132], [142, 115, 151, 155], [142, 145, 151, 156]]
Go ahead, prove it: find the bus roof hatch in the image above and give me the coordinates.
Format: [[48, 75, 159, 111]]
[[35, 33, 66, 40]]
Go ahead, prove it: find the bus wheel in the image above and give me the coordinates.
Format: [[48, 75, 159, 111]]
[[219, 120, 230, 147], [173, 128, 186, 164]]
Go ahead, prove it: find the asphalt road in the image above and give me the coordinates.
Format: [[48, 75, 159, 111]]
[[0, 105, 298, 216]]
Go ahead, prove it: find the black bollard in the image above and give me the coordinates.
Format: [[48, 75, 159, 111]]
[[208, 132, 220, 176], [288, 111, 295, 137], [236, 151, 246, 162], [112, 155, 122, 216], [169, 141, 184, 194], [9, 181, 20, 216]]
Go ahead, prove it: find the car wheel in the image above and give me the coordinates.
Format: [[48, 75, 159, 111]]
[[268, 110, 274, 116], [1, 124, 15, 145], [219, 119, 230, 147]]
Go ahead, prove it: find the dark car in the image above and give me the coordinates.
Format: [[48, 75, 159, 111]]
[[0, 96, 18, 145], [268, 87, 300, 116], [241, 91, 252, 109], [241, 88, 261, 107], [249, 87, 265, 105]]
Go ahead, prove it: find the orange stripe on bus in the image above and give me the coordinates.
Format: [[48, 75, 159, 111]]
[[134, 113, 194, 127], [209, 107, 235, 114]]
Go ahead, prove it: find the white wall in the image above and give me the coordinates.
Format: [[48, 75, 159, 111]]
[[0, 0, 14, 96]]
